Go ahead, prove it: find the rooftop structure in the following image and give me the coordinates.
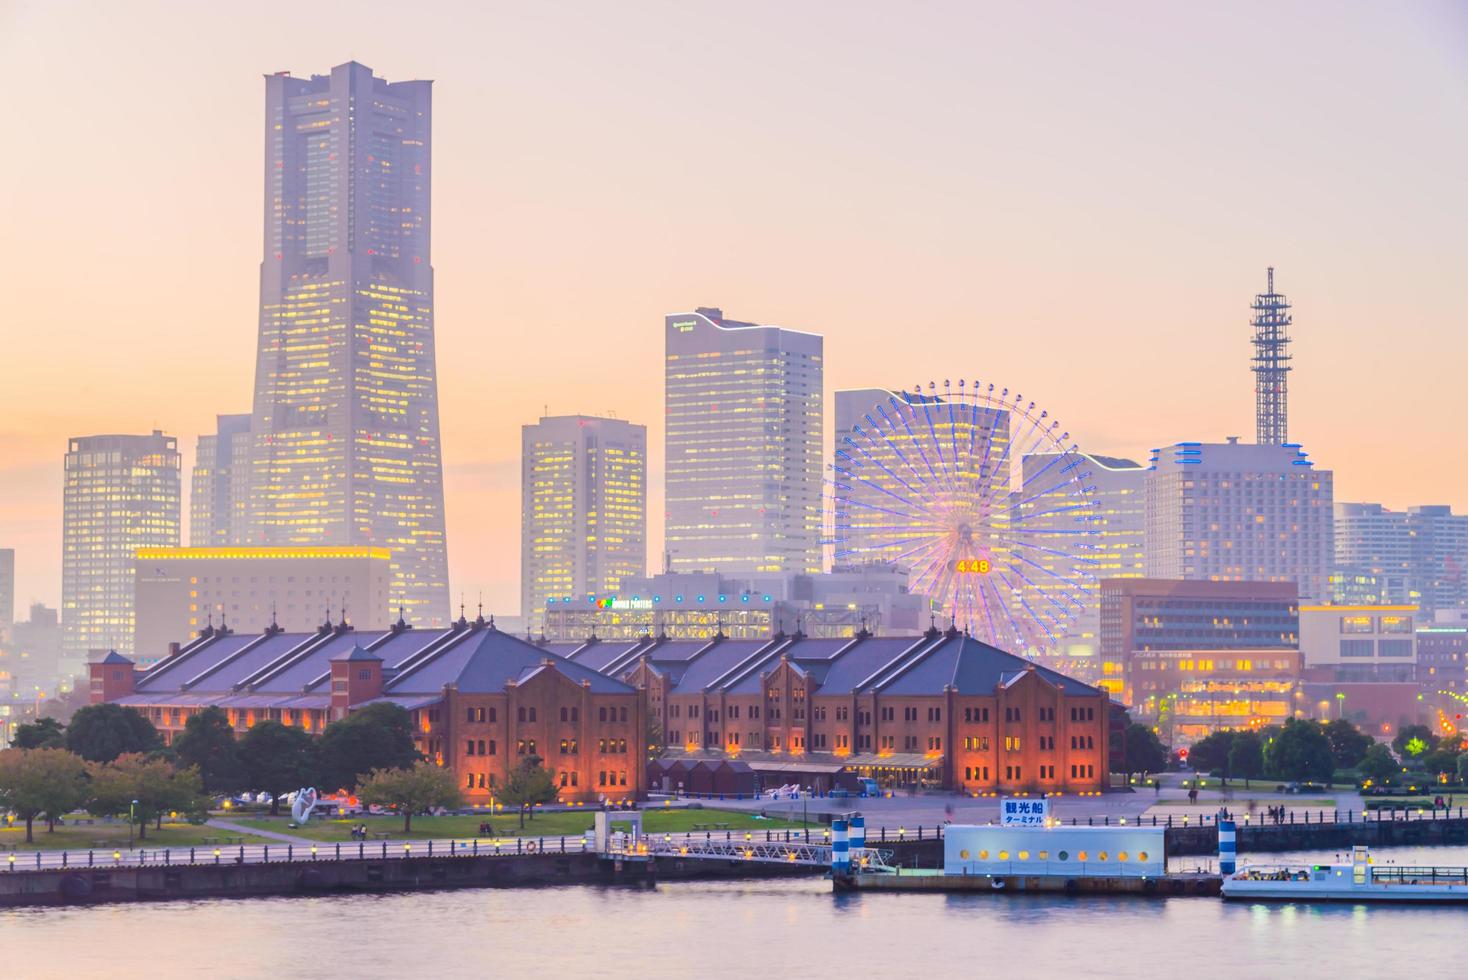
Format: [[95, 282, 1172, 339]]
[[1251, 267, 1292, 445]]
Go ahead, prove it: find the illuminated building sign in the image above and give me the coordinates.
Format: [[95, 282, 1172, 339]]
[[671, 320, 697, 332], [954, 559, 991, 574]]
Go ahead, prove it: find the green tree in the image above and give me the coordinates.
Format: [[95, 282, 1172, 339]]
[[358, 761, 464, 833], [1121, 724, 1168, 781], [1227, 731, 1265, 787], [1421, 747, 1461, 780], [1322, 719, 1373, 770], [171, 707, 244, 795], [317, 703, 420, 792], [1391, 724, 1438, 760], [238, 721, 318, 816], [65, 703, 160, 763], [1264, 719, 1334, 782], [86, 753, 205, 840], [11, 717, 66, 750], [645, 713, 665, 758], [1458, 753, 1468, 786], [0, 748, 89, 842], [1186, 730, 1237, 774], [1359, 743, 1398, 786], [499, 754, 559, 827]]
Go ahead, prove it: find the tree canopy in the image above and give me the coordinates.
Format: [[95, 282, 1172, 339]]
[[238, 721, 318, 815], [11, 716, 66, 750], [499, 754, 559, 826], [1186, 730, 1237, 774], [172, 706, 244, 795], [358, 761, 463, 833], [1121, 724, 1168, 780], [1227, 731, 1266, 786], [0, 748, 89, 842], [1264, 719, 1335, 782], [1322, 719, 1373, 770], [317, 703, 420, 791], [1359, 743, 1398, 785], [86, 753, 206, 839], [65, 704, 160, 763], [1391, 724, 1438, 761]]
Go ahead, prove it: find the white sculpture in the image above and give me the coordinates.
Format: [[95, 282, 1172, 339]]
[[290, 787, 320, 824]]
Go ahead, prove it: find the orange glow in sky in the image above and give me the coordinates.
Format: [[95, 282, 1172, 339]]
[[1, 2, 1466, 616]]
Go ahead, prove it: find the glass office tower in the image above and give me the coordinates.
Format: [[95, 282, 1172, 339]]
[[249, 61, 449, 626]]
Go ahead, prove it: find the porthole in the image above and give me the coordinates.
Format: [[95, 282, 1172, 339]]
[[1098, 851, 1109, 861], [1057, 850, 1069, 861], [978, 850, 989, 860], [1138, 851, 1149, 862], [960, 849, 970, 859], [1077, 851, 1089, 861], [1118, 852, 1129, 862], [1017, 850, 1030, 860], [1038, 850, 1049, 860], [998, 850, 1010, 860]]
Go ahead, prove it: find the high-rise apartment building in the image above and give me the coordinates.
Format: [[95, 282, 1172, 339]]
[[1334, 502, 1468, 618], [665, 308, 822, 576], [1145, 439, 1333, 601], [248, 61, 449, 627], [62, 431, 181, 658], [521, 415, 647, 629], [190, 414, 252, 547], [1021, 453, 1146, 662]]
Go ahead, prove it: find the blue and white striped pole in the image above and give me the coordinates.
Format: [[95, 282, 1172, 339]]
[[850, 815, 866, 854], [832, 819, 850, 874], [1218, 818, 1237, 875]]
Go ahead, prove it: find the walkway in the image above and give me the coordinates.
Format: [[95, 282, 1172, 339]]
[[206, 817, 314, 845]]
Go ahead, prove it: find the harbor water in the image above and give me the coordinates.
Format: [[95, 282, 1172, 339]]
[[4, 844, 1466, 979]]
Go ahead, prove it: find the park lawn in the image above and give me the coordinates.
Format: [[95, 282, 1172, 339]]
[[0, 820, 272, 853], [233, 808, 815, 842]]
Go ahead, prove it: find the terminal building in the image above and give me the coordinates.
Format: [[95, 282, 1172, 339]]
[[91, 614, 645, 803]]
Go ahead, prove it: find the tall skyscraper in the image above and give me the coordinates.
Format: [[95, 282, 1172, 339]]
[[665, 308, 822, 576], [62, 431, 181, 658], [248, 61, 449, 626], [190, 413, 252, 546], [521, 415, 647, 629], [1021, 452, 1146, 662], [1145, 439, 1333, 601], [1251, 267, 1292, 446]]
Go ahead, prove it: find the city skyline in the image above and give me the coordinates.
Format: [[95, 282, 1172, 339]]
[[3, 1, 1466, 618]]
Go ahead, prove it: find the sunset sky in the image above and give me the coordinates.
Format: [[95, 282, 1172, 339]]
[[1, 1, 1465, 618]]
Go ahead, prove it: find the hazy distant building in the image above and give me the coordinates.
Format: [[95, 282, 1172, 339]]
[[1298, 603, 1416, 683], [521, 415, 647, 631], [1333, 503, 1468, 618], [0, 548, 12, 643], [248, 61, 449, 627], [0, 603, 65, 709], [665, 308, 822, 576], [133, 546, 393, 663], [190, 414, 252, 547], [1021, 452, 1146, 664], [1145, 439, 1333, 601], [62, 431, 180, 659]]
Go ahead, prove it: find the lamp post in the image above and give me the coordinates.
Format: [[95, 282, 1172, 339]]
[[1335, 692, 1346, 721], [129, 799, 138, 851]]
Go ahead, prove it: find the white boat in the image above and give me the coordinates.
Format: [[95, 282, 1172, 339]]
[[1222, 846, 1468, 903]]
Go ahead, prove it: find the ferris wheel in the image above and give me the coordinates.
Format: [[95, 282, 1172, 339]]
[[830, 380, 1103, 656]]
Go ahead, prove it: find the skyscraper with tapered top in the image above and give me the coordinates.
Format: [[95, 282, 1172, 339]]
[[248, 61, 449, 627]]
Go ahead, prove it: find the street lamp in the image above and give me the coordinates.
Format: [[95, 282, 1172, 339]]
[[129, 799, 138, 850]]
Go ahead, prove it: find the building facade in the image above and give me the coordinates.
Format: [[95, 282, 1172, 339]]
[[558, 626, 1113, 795], [1298, 604, 1417, 683], [190, 414, 252, 547], [249, 61, 449, 627], [521, 415, 646, 631], [1145, 439, 1333, 601], [1103, 578, 1297, 715], [0, 548, 13, 644], [665, 308, 822, 576], [132, 546, 394, 665], [1417, 624, 1468, 693], [62, 431, 181, 659], [92, 617, 644, 804]]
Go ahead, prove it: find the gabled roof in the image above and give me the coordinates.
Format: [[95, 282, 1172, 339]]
[[330, 644, 382, 663], [97, 650, 134, 665]]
